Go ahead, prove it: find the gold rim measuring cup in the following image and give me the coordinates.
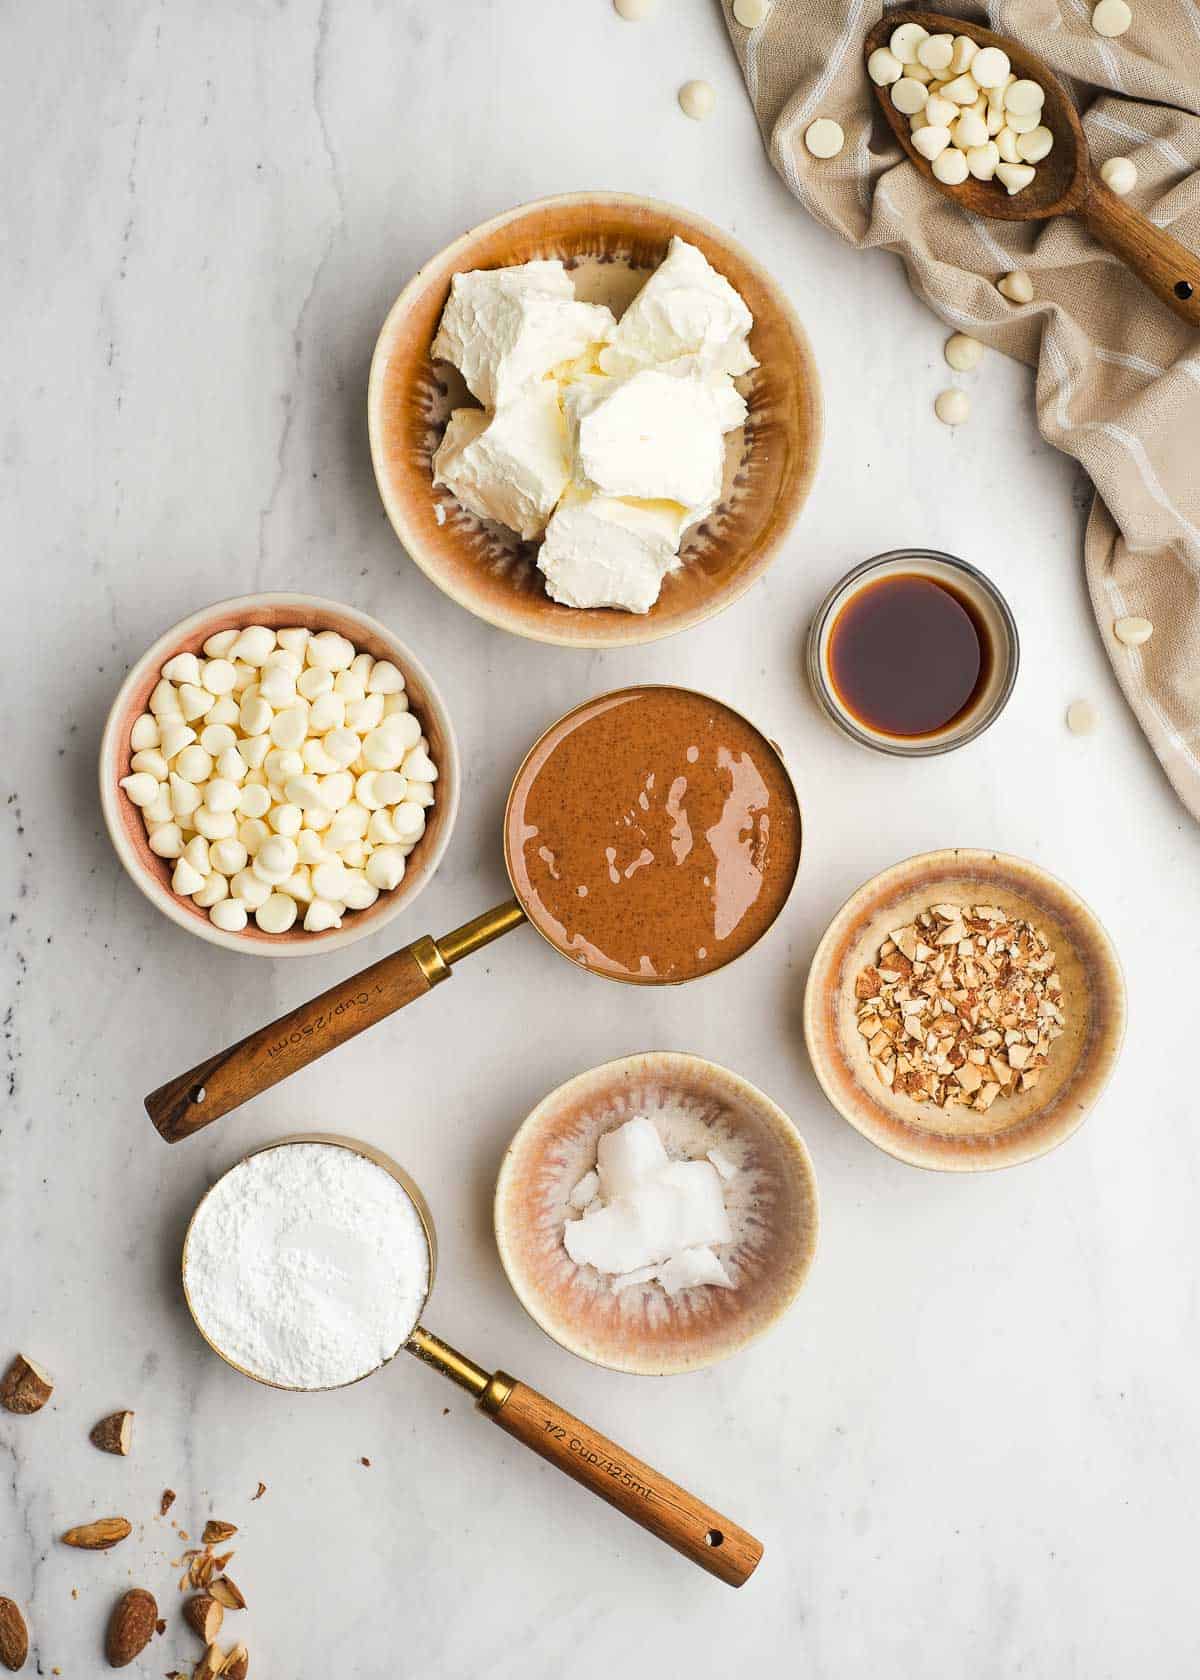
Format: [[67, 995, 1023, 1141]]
[[182, 1133, 763, 1588], [147, 685, 802, 1143]]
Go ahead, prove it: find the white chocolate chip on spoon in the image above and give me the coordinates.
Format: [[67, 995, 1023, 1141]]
[[998, 269, 1034, 303], [916, 32, 954, 71], [890, 77, 929, 115], [967, 142, 1000, 180], [996, 161, 1036, 195], [1066, 700, 1098, 734], [678, 80, 716, 120], [940, 73, 979, 104], [912, 125, 952, 161], [932, 147, 969, 185], [889, 22, 929, 63], [934, 388, 970, 426], [945, 333, 983, 371], [1017, 126, 1054, 163], [1101, 156, 1137, 195], [1092, 0, 1132, 36], [868, 47, 903, 85], [1004, 79, 1044, 116], [970, 46, 1011, 88], [1114, 615, 1153, 646], [805, 118, 845, 158]]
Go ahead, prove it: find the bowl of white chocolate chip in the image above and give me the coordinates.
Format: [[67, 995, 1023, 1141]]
[[100, 594, 459, 953], [368, 192, 822, 648]]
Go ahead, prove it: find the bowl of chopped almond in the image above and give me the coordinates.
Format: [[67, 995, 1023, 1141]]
[[803, 849, 1125, 1171]]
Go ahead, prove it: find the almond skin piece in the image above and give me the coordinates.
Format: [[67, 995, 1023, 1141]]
[[105, 1588, 157, 1668], [61, 1517, 132, 1551], [208, 1578, 246, 1611], [201, 1521, 237, 1546], [0, 1355, 53, 1416], [0, 1597, 29, 1673], [89, 1411, 134, 1456], [194, 1645, 224, 1680], [182, 1595, 224, 1645], [222, 1645, 249, 1679]]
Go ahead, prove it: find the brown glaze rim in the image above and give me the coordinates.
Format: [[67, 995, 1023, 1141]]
[[803, 849, 1127, 1172], [99, 593, 461, 956], [494, 1052, 820, 1376], [501, 684, 803, 987], [367, 191, 823, 649]]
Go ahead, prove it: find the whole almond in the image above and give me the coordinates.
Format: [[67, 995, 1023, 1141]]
[[182, 1595, 224, 1645], [89, 1411, 134, 1456], [105, 1588, 157, 1669], [61, 1517, 132, 1551], [0, 1597, 29, 1672], [222, 1645, 249, 1680], [208, 1578, 246, 1611], [0, 1355, 53, 1416], [201, 1521, 237, 1545]]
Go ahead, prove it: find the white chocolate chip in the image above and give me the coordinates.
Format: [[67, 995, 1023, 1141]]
[[129, 713, 159, 751], [804, 118, 845, 158], [998, 269, 1034, 303], [1004, 108, 1040, 135], [890, 77, 929, 115], [996, 160, 1036, 194], [970, 46, 1010, 88], [1114, 615, 1153, 646], [1017, 126, 1054, 162], [996, 126, 1021, 163], [1004, 78, 1044, 116], [172, 858, 206, 897], [925, 95, 957, 126], [912, 124, 952, 161], [366, 847, 407, 892], [732, 0, 770, 25], [945, 333, 983, 371], [677, 80, 715, 121], [1091, 0, 1131, 36], [120, 772, 159, 807], [148, 823, 184, 859], [1066, 699, 1098, 734], [916, 32, 953, 71], [210, 898, 248, 933], [162, 652, 201, 685], [940, 72, 979, 105], [203, 629, 239, 659], [255, 893, 298, 935], [1100, 156, 1137, 194], [889, 22, 929, 63], [967, 141, 1000, 180], [949, 35, 977, 74], [304, 898, 343, 933], [932, 146, 970, 185], [230, 625, 276, 667], [868, 47, 903, 86], [934, 388, 970, 426], [953, 109, 989, 149]]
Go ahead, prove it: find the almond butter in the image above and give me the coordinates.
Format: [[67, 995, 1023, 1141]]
[[62, 1517, 132, 1551], [221, 1645, 249, 1680], [89, 1411, 134, 1456], [201, 1522, 237, 1546], [105, 1587, 157, 1668], [0, 1355, 53, 1416], [0, 1597, 29, 1673], [208, 1578, 245, 1612], [182, 1595, 223, 1645]]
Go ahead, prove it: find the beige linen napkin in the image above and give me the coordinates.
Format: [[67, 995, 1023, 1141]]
[[723, 0, 1200, 817]]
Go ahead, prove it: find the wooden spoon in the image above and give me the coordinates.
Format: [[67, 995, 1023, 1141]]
[[864, 9, 1200, 326]]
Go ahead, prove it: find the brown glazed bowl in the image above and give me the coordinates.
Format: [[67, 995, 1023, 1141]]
[[99, 593, 460, 956], [367, 192, 822, 648], [494, 1053, 819, 1376], [804, 850, 1126, 1171]]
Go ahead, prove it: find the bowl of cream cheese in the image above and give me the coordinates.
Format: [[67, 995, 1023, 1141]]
[[368, 192, 822, 648]]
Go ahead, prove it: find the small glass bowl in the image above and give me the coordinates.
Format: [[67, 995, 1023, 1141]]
[[805, 548, 1019, 758]]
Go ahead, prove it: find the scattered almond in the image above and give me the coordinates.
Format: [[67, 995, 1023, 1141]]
[[221, 1645, 249, 1679], [62, 1517, 132, 1551], [105, 1587, 157, 1669], [0, 1355, 53, 1416], [208, 1578, 245, 1612], [194, 1644, 224, 1680], [201, 1522, 237, 1546], [855, 904, 1066, 1111], [161, 1490, 177, 1517], [0, 1597, 29, 1673], [90, 1411, 134, 1456], [182, 1595, 224, 1645]]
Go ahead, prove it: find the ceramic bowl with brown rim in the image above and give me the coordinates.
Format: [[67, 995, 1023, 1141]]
[[368, 192, 822, 649], [494, 1053, 819, 1376], [803, 850, 1126, 1171], [99, 593, 460, 956]]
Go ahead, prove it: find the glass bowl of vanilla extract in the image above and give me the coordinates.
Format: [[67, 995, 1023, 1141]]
[[806, 549, 1019, 757]]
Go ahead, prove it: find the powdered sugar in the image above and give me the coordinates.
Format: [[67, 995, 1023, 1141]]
[[184, 1142, 429, 1390]]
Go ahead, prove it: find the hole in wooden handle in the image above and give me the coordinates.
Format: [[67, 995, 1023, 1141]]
[[705, 1529, 725, 1547], [1176, 280, 1195, 301]]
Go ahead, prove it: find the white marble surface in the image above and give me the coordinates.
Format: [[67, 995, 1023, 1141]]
[[2, 2, 1198, 1675]]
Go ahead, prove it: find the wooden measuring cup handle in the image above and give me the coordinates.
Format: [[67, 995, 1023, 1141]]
[[1081, 178, 1200, 327], [482, 1375, 763, 1587], [145, 937, 447, 1143]]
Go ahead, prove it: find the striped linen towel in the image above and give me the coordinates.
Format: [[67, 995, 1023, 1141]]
[[723, 0, 1200, 819]]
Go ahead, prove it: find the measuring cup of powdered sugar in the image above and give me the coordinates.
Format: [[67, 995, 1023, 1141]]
[[182, 1134, 763, 1586]]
